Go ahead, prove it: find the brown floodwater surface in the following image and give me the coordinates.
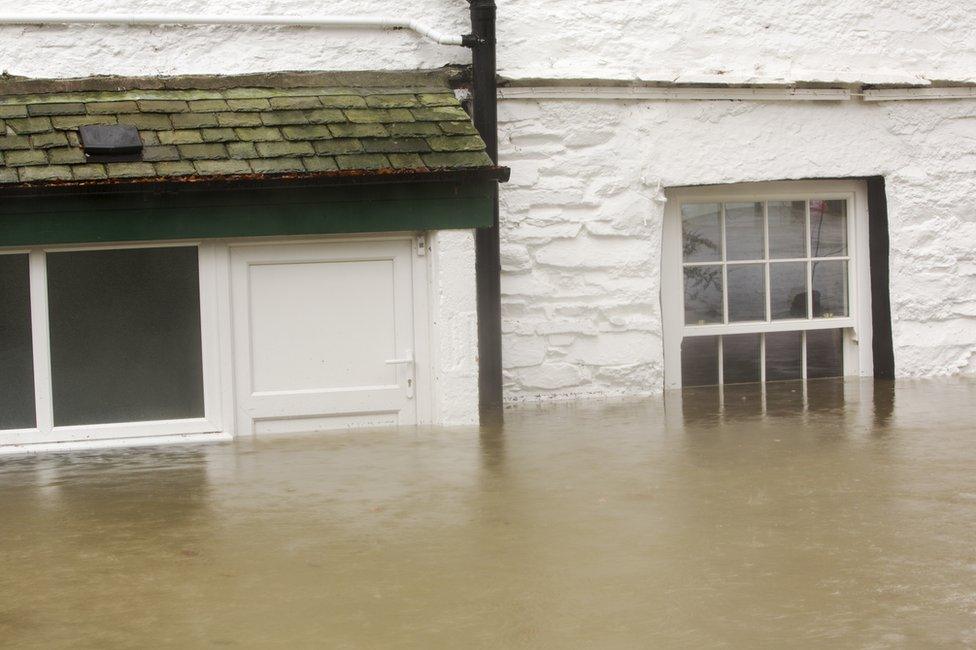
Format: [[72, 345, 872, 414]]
[[1, 378, 975, 648]]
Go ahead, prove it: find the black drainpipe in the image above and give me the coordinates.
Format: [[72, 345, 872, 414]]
[[463, 0, 503, 417]]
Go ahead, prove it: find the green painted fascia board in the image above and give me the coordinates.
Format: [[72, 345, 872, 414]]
[[0, 180, 494, 247]]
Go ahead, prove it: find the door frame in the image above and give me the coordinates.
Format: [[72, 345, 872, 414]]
[[220, 232, 434, 435]]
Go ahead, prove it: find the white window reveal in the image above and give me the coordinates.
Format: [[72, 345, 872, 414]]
[[662, 180, 874, 389]]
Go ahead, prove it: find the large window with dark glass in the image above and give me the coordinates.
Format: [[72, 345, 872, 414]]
[[665, 183, 868, 388], [0, 245, 208, 440]]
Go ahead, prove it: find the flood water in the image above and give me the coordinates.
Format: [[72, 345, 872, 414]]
[[1, 378, 975, 648]]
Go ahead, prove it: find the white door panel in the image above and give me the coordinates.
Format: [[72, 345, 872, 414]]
[[231, 239, 418, 434]]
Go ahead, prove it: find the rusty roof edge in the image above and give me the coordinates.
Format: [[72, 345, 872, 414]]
[[0, 67, 468, 97], [0, 164, 510, 197]]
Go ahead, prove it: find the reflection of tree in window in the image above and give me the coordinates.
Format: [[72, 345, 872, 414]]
[[682, 229, 719, 261]]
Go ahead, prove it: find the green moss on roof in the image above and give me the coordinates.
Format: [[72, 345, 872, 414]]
[[0, 76, 495, 187]]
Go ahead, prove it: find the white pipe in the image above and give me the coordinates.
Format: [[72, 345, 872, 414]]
[[0, 13, 466, 46], [861, 87, 976, 101], [497, 86, 853, 102]]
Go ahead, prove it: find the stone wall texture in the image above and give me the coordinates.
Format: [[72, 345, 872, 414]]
[[2, 1, 975, 83], [498, 98, 976, 399], [3, 1, 975, 403]]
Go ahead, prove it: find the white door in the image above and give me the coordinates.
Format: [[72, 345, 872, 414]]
[[230, 239, 419, 435]]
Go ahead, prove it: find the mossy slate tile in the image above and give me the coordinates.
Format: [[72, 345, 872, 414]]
[[19, 165, 72, 182], [318, 96, 368, 109], [70, 164, 108, 180], [250, 158, 306, 174], [142, 146, 181, 162], [335, 153, 390, 170], [225, 98, 272, 111], [312, 139, 364, 156], [188, 99, 231, 112], [158, 130, 204, 145], [387, 153, 425, 169], [362, 138, 431, 154], [5, 149, 48, 166], [178, 143, 227, 160], [281, 125, 334, 141], [255, 141, 315, 158], [193, 160, 252, 175], [200, 128, 238, 143], [234, 127, 283, 142], [328, 123, 388, 138], [426, 135, 487, 152], [154, 161, 196, 177], [269, 97, 322, 110], [27, 103, 86, 117], [227, 142, 258, 159], [47, 148, 86, 165], [302, 156, 339, 172], [216, 112, 263, 127], [386, 122, 442, 137], [261, 111, 310, 126], [422, 152, 493, 168], [7, 117, 54, 134], [0, 105, 28, 119], [172, 113, 219, 129], [0, 81, 495, 185], [0, 135, 32, 151], [106, 162, 155, 178], [137, 100, 189, 113]]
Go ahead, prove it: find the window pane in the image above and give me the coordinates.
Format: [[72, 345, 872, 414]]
[[727, 264, 765, 322], [768, 201, 806, 259], [725, 202, 764, 261], [0, 254, 35, 430], [722, 333, 761, 384], [765, 331, 802, 381], [681, 336, 719, 387], [810, 199, 847, 257], [683, 266, 723, 325], [769, 261, 809, 320], [812, 260, 848, 317], [806, 329, 844, 379], [681, 203, 722, 263], [47, 247, 204, 427]]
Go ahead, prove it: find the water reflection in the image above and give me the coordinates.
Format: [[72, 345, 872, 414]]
[[2, 378, 975, 648]]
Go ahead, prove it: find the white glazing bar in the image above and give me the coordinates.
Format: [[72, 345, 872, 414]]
[[805, 201, 814, 319], [684, 256, 849, 267], [28, 250, 54, 434], [682, 316, 856, 337], [801, 330, 808, 380], [763, 201, 772, 322], [760, 332, 767, 383], [720, 204, 729, 325], [717, 335, 724, 386]]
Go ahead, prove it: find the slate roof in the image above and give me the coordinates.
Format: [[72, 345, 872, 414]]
[[0, 72, 500, 188]]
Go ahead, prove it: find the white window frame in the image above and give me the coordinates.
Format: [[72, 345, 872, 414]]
[[662, 179, 874, 389], [0, 240, 225, 447], [0, 231, 440, 451]]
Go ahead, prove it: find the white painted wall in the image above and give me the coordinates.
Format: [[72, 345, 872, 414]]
[[2, 1, 975, 403], [1, 1, 974, 84], [498, 97, 976, 399], [429, 229, 480, 423]]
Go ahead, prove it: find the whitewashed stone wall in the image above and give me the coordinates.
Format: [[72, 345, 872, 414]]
[[1, 1, 974, 84], [429, 230, 479, 423], [499, 97, 976, 400], [2, 0, 975, 404]]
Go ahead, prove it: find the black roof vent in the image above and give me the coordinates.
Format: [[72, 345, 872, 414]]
[[79, 124, 143, 162]]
